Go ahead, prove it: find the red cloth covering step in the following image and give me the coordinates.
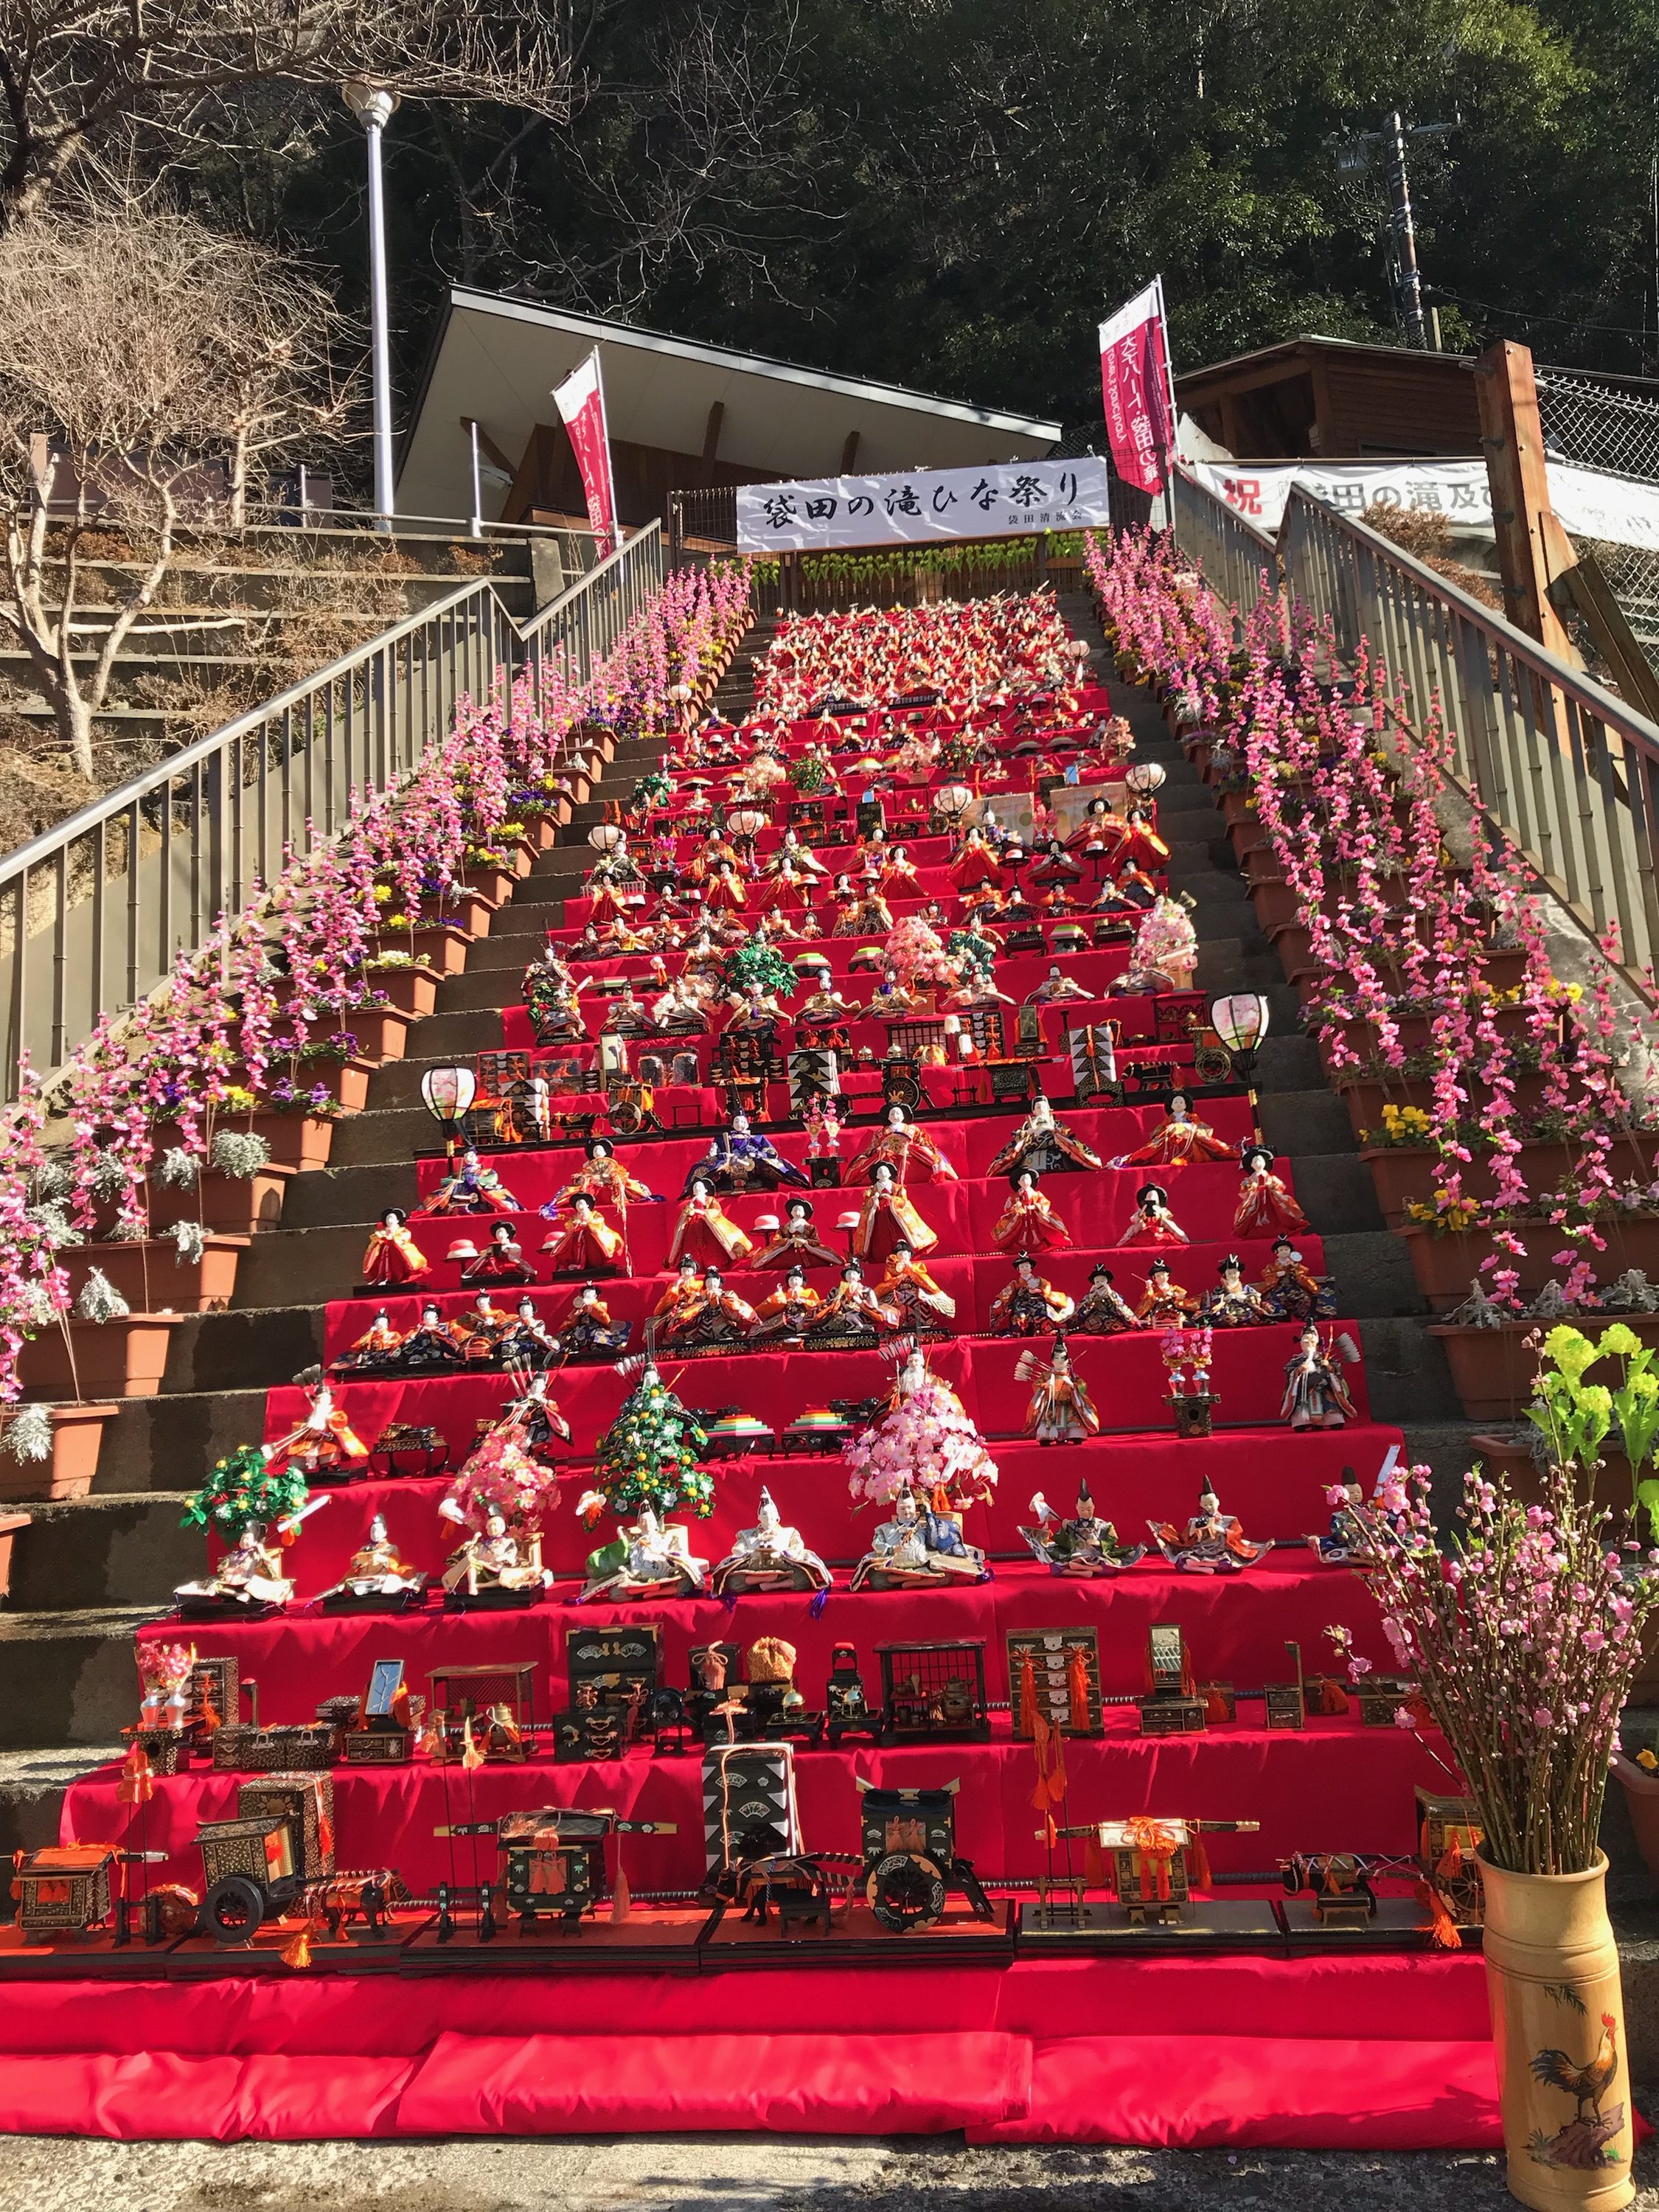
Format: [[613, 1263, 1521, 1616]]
[[0, 1956, 1498, 2146], [285, 1315, 1363, 1466], [237, 1424, 1399, 1583], [411, 1097, 1265, 1200], [326, 1238, 1322, 1362], [135, 1556, 1402, 1786], [69, 1693, 1442, 1894], [558, 883, 1110, 932]]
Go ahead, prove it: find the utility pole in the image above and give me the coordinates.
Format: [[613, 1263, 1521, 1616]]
[[1335, 111, 1456, 352], [343, 80, 401, 532], [1382, 111, 1427, 350]]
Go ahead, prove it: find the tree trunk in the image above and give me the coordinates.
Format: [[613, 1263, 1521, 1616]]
[[61, 689, 94, 782]]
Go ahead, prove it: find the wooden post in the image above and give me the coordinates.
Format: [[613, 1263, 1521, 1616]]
[[1473, 340, 1580, 665]]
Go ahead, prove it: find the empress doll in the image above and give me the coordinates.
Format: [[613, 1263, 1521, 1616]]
[[1234, 1142, 1310, 1238], [992, 1169, 1074, 1257]]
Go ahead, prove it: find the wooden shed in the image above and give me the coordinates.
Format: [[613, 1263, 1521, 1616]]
[[1175, 337, 1481, 460]]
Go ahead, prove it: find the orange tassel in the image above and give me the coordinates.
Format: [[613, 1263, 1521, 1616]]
[[1029, 1712, 1054, 1812], [1417, 1879, 1462, 1951], [1067, 1646, 1091, 1732], [279, 1926, 313, 1970], [611, 1859, 631, 1925], [1316, 1677, 1349, 1717], [1017, 1652, 1039, 1738], [1188, 1834, 1212, 1890], [1436, 1836, 1463, 1881], [317, 1811, 335, 1859], [1083, 1834, 1107, 1891], [116, 1743, 154, 1806], [1201, 1683, 1230, 1725], [461, 1717, 485, 1771]]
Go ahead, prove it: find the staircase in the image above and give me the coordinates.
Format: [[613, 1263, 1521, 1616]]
[[0, 591, 1481, 1850]]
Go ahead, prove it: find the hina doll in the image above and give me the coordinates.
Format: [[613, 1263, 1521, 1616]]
[[453, 1291, 515, 1366], [460, 1222, 535, 1285], [650, 1255, 708, 1339], [1234, 1143, 1310, 1237], [1281, 1325, 1360, 1430], [794, 974, 858, 1045], [1022, 1483, 1145, 1574], [656, 1264, 758, 1354], [874, 1239, 958, 1335], [748, 1266, 825, 1346], [321, 1514, 428, 1605], [869, 969, 919, 1018], [838, 887, 893, 936], [1259, 1237, 1338, 1323], [414, 1147, 521, 1217], [1029, 837, 1085, 891], [175, 1523, 296, 1612], [854, 1160, 938, 1265], [711, 1487, 832, 1596], [1147, 1484, 1265, 1573], [497, 1295, 557, 1368], [652, 975, 715, 1034], [361, 1206, 430, 1285], [398, 1301, 466, 1372], [747, 1195, 840, 1271], [849, 1488, 988, 1591], [1197, 1253, 1275, 1327], [1114, 804, 1171, 874], [1018, 1338, 1102, 1442], [771, 827, 829, 880], [669, 1175, 756, 1267], [443, 1509, 555, 1599], [264, 1380, 371, 1478], [685, 1111, 807, 1193], [987, 1093, 1104, 1177], [755, 856, 815, 916], [540, 1193, 626, 1275], [845, 1104, 959, 1185], [989, 1256, 1075, 1335], [551, 1281, 631, 1360], [993, 1169, 1074, 1257], [557, 1136, 658, 1211], [579, 1506, 709, 1602], [950, 824, 1001, 890], [1113, 1093, 1234, 1168], [600, 981, 656, 1038], [880, 844, 921, 894], [1070, 1264, 1141, 1334], [1307, 1470, 1368, 1564], [526, 974, 588, 1046], [802, 1262, 902, 1346], [331, 1308, 405, 1375], [1065, 796, 1123, 857], [1116, 1181, 1189, 1247], [1135, 1259, 1196, 1327], [1023, 964, 1092, 1006]]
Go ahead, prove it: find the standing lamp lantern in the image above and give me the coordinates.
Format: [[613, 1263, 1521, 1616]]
[[420, 1065, 477, 1161], [933, 784, 975, 825], [728, 808, 769, 864], [1208, 993, 1270, 1118], [587, 824, 627, 856], [1124, 761, 1166, 799], [341, 81, 400, 532]]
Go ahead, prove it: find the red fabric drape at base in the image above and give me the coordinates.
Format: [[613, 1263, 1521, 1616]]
[[0, 1958, 1498, 2146]]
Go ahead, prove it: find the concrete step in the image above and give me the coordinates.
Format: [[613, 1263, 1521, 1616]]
[[4, 1492, 198, 1612], [0, 1607, 162, 1748]]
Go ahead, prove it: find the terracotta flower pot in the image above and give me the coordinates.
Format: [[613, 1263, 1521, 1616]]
[[369, 966, 440, 1020], [0, 1402, 119, 1501], [1469, 1433, 1638, 1523], [1481, 1850, 1635, 2210], [246, 1112, 335, 1172], [58, 1235, 248, 1315], [375, 925, 469, 976], [0, 1509, 29, 1594], [1404, 1217, 1659, 1313], [1335, 1071, 1559, 1147], [1363, 1141, 1659, 1234], [1318, 1004, 1533, 1073], [1429, 1318, 1659, 1422], [1610, 1755, 1659, 1891], [460, 866, 516, 908], [148, 1164, 293, 1237], [518, 813, 561, 852], [437, 888, 498, 939], [20, 1316, 183, 1399]]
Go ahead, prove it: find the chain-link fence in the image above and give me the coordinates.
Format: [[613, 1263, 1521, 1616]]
[[1535, 365, 1659, 675]]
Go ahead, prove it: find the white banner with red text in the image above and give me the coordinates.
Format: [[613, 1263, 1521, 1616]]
[[552, 350, 619, 558], [1099, 280, 1175, 496], [734, 459, 1111, 553]]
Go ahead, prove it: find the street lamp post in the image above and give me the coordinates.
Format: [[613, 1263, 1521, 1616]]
[[1335, 109, 1455, 352], [343, 80, 400, 530]]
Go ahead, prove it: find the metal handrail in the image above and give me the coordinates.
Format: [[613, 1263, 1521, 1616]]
[[1170, 466, 1278, 626], [0, 521, 665, 1093], [1172, 462, 1659, 982]]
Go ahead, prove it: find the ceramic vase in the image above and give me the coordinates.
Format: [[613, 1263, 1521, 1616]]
[[1481, 1850, 1635, 2211]]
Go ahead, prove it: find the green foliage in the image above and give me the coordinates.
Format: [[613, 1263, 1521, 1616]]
[[717, 933, 796, 1001], [591, 1371, 713, 1519], [181, 1444, 307, 1543], [1528, 1322, 1659, 1535]]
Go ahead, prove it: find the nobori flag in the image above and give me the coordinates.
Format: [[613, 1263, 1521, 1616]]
[[553, 349, 618, 558]]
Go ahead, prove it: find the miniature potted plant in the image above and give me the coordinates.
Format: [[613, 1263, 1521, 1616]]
[[1335, 1349, 1659, 2211]]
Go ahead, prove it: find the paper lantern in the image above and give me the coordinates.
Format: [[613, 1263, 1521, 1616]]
[[419, 1065, 476, 1130]]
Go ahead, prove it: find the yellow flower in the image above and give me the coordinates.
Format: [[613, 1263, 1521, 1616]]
[[1640, 1748, 1658, 1772]]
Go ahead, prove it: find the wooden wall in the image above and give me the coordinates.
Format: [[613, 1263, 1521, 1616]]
[[1178, 345, 1481, 460]]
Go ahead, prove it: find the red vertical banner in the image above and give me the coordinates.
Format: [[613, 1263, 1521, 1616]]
[[552, 349, 619, 558], [1098, 279, 1175, 497]]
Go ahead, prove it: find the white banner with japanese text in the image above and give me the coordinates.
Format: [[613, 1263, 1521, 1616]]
[[1184, 459, 1494, 535], [734, 458, 1111, 553]]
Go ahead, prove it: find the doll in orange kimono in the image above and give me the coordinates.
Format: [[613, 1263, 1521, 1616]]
[[361, 1206, 430, 1285], [845, 1105, 959, 1186], [540, 1193, 626, 1274], [853, 1161, 937, 1264], [668, 1175, 755, 1267], [555, 1136, 659, 1210], [992, 1169, 1074, 1256], [1116, 1181, 1189, 1247], [265, 1381, 370, 1478], [1112, 1093, 1234, 1169]]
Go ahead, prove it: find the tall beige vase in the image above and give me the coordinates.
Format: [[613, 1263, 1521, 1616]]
[[1481, 1851, 1635, 2211]]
